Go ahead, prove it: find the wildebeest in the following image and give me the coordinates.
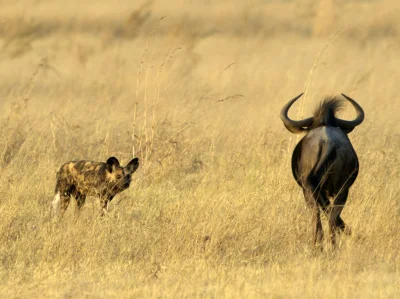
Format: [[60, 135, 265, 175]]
[[280, 93, 364, 248], [52, 157, 139, 217]]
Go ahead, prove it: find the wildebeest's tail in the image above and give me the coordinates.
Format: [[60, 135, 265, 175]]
[[311, 97, 344, 128], [307, 139, 336, 192]]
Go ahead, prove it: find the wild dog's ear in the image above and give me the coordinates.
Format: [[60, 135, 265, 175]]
[[126, 158, 139, 174], [106, 157, 120, 172]]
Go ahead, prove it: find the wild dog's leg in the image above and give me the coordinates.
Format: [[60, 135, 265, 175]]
[[99, 195, 114, 216], [75, 192, 86, 212], [60, 194, 71, 214], [100, 198, 107, 216], [329, 189, 349, 246], [303, 188, 323, 249]]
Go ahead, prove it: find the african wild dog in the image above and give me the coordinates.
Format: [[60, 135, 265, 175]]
[[52, 157, 139, 216]]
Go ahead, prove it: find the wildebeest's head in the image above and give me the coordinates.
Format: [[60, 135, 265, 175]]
[[105, 157, 139, 192], [280, 93, 364, 134]]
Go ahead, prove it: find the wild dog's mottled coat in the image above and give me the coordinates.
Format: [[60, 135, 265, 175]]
[[52, 157, 139, 216]]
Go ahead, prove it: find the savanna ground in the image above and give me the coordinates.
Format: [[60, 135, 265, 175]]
[[0, 0, 399, 297]]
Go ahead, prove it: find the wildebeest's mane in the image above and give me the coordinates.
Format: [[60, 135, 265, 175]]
[[311, 96, 344, 128]]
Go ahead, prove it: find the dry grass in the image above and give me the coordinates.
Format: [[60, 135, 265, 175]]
[[0, 0, 399, 298]]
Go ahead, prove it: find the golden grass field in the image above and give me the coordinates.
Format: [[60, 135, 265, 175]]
[[0, 0, 399, 297]]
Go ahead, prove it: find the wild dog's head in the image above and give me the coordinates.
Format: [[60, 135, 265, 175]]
[[105, 157, 139, 193]]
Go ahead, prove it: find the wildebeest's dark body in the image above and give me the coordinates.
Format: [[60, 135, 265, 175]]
[[281, 93, 364, 248]]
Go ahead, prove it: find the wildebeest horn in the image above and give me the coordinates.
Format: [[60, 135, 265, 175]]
[[336, 94, 365, 132], [280, 93, 314, 134]]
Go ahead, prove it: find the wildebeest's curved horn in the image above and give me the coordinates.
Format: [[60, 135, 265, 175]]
[[336, 94, 365, 132], [280, 93, 314, 134]]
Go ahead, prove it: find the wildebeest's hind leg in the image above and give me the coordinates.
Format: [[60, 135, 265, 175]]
[[303, 188, 323, 249], [328, 189, 349, 246], [334, 215, 351, 235], [317, 192, 349, 235]]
